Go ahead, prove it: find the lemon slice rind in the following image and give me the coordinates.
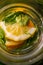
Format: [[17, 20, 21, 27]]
[[0, 22, 36, 41]]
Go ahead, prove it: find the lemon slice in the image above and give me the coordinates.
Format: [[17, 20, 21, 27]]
[[5, 40, 24, 49], [0, 21, 36, 41]]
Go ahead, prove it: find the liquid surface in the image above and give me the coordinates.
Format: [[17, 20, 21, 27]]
[[0, 4, 41, 54]]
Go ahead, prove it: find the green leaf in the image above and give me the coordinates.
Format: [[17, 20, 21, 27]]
[[3, 12, 16, 24], [0, 27, 5, 39], [2, 11, 30, 25], [16, 13, 29, 26], [0, 39, 4, 44], [0, 27, 5, 44]]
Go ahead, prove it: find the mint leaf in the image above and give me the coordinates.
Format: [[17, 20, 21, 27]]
[[2, 11, 30, 25], [0, 27, 5, 44]]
